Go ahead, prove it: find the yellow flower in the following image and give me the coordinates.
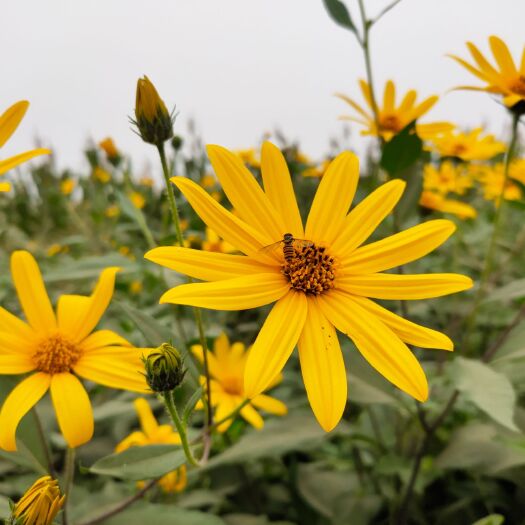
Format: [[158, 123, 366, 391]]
[[192, 333, 287, 432], [423, 162, 474, 196], [116, 398, 187, 494], [202, 227, 236, 253], [419, 191, 477, 219], [509, 159, 525, 185], [200, 173, 217, 189], [235, 148, 260, 169], [46, 243, 63, 257], [302, 159, 332, 178], [449, 36, 525, 108], [129, 191, 146, 209], [99, 137, 119, 160], [428, 127, 505, 161], [145, 143, 472, 431], [105, 204, 120, 218], [93, 166, 111, 184], [473, 163, 522, 203], [60, 178, 75, 195], [139, 176, 154, 187], [0, 101, 50, 192], [0, 251, 149, 451], [129, 280, 143, 295], [11, 475, 65, 525], [336, 80, 453, 141]]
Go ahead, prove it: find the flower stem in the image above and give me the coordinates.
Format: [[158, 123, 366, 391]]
[[61, 447, 76, 525], [162, 390, 200, 467], [462, 113, 520, 352]]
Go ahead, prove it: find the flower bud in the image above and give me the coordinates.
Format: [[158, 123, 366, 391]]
[[10, 476, 65, 525], [134, 76, 174, 145], [171, 135, 183, 151], [143, 343, 185, 393]]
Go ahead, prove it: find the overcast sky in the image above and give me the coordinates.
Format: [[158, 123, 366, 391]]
[[3, 0, 524, 175]]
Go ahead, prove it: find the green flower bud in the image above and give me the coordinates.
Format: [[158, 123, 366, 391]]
[[171, 135, 183, 151], [143, 343, 185, 393]]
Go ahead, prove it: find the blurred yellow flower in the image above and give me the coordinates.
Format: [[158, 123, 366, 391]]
[[428, 128, 506, 161], [473, 163, 522, 203], [420, 190, 477, 219], [60, 178, 75, 195], [116, 398, 186, 494], [200, 173, 217, 188], [46, 243, 64, 257], [93, 166, 111, 184], [303, 159, 332, 178], [509, 159, 525, 185], [105, 204, 120, 218], [145, 142, 472, 431], [235, 148, 260, 169], [0, 101, 51, 192], [337, 80, 453, 141], [11, 475, 65, 525], [139, 175, 154, 187], [0, 251, 149, 451], [129, 191, 146, 209], [129, 280, 143, 294], [192, 333, 287, 432], [202, 227, 236, 253], [99, 137, 119, 160], [423, 162, 474, 196], [450, 36, 525, 109]]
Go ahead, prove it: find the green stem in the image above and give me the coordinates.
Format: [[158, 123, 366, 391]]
[[62, 447, 76, 525], [162, 391, 200, 467], [33, 407, 55, 477], [462, 113, 520, 352]]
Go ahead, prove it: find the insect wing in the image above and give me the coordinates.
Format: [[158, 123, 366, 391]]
[[291, 238, 314, 250], [258, 240, 284, 257]]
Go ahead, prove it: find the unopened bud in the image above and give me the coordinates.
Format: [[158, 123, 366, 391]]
[[143, 343, 185, 393], [171, 135, 183, 151]]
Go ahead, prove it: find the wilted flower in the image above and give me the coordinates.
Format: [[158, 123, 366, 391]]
[[143, 343, 185, 393]]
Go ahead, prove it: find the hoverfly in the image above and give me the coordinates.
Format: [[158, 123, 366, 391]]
[[260, 233, 314, 263]]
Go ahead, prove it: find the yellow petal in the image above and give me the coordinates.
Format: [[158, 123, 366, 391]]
[[338, 273, 473, 300], [331, 180, 405, 258], [80, 330, 131, 353], [343, 219, 456, 273], [383, 80, 396, 112], [319, 291, 428, 401], [74, 352, 149, 393], [57, 267, 119, 342], [50, 373, 93, 448], [520, 46, 525, 75], [467, 42, 499, 78], [0, 306, 35, 343], [10, 250, 57, 334], [409, 95, 438, 121], [115, 430, 148, 452], [260, 142, 304, 237], [0, 101, 29, 148], [191, 344, 221, 379], [134, 398, 159, 437], [359, 79, 374, 110], [145, 246, 273, 281], [448, 54, 491, 82], [0, 372, 51, 451], [172, 177, 275, 261], [398, 90, 417, 113], [160, 273, 289, 310], [207, 145, 285, 240], [244, 291, 307, 398], [0, 354, 35, 374], [214, 396, 238, 433], [213, 332, 231, 363], [240, 403, 264, 429], [0, 182, 11, 192], [489, 35, 517, 75], [348, 295, 453, 350], [251, 394, 287, 415], [0, 149, 51, 176], [305, 152, 360, 245], [298, 299, 346, 432], [334, 93, 372, 121]]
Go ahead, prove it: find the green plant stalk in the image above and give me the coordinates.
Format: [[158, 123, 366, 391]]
[[462, 113, 520, 352], [162, 390, 200, 467], [132, 205, 156, 249], [62, 447, 76, 525], [156, 142, 214, 432]]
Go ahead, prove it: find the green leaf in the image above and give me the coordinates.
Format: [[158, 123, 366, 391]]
[[89, 444, 190, 480], [472, 515, 505, 525], [483, 277, 525, 303], [380, 121, 423, 175], [450, 357, 519, 431], [322, 0, 356, 33]]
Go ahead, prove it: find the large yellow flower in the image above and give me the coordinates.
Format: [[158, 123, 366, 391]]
[[336, 80, 453, 141], [428, 127, 506, 161], [145, 143, 472, 431], [192, 332, 287, 432], [0, 101, 50, 192], [450, 36, 525, 108], [0, 251, 149, 451], [116, 398, 186, 494]]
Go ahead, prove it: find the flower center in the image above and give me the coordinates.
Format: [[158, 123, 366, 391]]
[[282, 243, 335, 296], [510, 76, 525, 96], [221, 376, 243, 396], [32, 333, 82, 374], [380, 114, 402, 133], [452, 144, 467, 156]]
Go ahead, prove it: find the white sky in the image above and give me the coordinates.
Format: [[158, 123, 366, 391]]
[[2, 0, 525, 175]]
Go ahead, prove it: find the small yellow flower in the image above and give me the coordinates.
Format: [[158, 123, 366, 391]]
[[93, 166, 111, 184], [11, 475, 65, 525], [450, 36, 525, 109], [99, 137, 119, 160], [0, 101, 51, 192], [303, 159, 332, 178], [116, 398, 187, 494], [428, 127, 505, 161], [202, 227, 236, 253], [119, 246, 131, 256], [129, 191, 146, 209], [60, 178, 75, 196], [134, 76, 173, 145], [192, 333, 287, 432], [473, 163, 522, 204], [419, 190, 477, 219], [129, 280, 143, 295], [145, 142, 472, 431], [139, 175, 154, 187], [235, 148, 260, 169], [423, 162, 474, 196], [105, 204, 120, 218], [0, 251, 150, 451], [336, 80, 453, 141], [46, 244, 63, 257], [200, 173, 217, 189]]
